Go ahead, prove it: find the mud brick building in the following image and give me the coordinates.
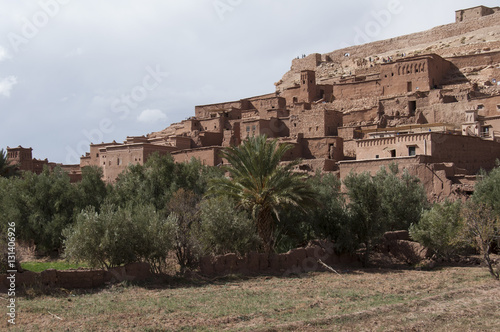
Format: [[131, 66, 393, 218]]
[[6, 146, 81, 182], [8, 6, 500, 200]]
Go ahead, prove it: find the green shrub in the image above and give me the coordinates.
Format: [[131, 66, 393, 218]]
[[111, 153, 223, 212], [76, 166, 109, 212], [459, 201, 500, 280], [167, 189, 202, 273], [11, 167, 78, 253], [198, 197, 260, 256], [473, 164, 500, 214], [409, 200, 465, 259], [63, 205, 137, 269], [63, 204, 174, 273], [343, 164, 428, 265], [275, 172, 347, 253], [135, 206, 176, 274]]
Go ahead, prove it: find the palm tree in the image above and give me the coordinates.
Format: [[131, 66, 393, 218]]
[[0, 149, 19, 178], [208, 135, 318, 253]]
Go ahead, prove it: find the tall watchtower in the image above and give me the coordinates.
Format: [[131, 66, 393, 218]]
[[6, 146, 33, 171], [300, 70, 317, 103]]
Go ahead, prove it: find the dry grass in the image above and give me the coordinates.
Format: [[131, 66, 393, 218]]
[[3, 266, 499, 331]]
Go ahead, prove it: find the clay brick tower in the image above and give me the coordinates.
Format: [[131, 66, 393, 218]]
[[300, 70, 317, 103], [6, 146, 33, 171]]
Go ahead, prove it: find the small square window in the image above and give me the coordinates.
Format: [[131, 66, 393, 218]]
[[408, 146, 416, 156], [407, 81, 412, 92]]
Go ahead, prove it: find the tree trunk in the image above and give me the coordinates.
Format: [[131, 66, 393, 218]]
[[256, 208, 275, 253], [482, 244, 499, 280]]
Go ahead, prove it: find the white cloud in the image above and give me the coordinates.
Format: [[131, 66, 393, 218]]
[[137, 109, 167, 123], [0, 76, 18, 97], [0, 46, 10, 62]]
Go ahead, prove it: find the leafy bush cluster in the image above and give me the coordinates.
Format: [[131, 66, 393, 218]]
[[198, 197, 261, 256], [0, 152, 262, 273], [0, 144, 429, 271], [409, 201, 464, 259], [0, 167, 101, 253], [410, 166, 500, 279], [63, 204, 174, 273]]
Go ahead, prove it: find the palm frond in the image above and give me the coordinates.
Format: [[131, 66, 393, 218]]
[[207, 135, 319, 252]]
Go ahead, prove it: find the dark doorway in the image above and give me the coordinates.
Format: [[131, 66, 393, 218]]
[[328, 144, 334, 159], [408, 100, 416, 115]]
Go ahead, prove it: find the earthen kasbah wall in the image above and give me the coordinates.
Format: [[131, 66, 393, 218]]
[[456, 6, 500, 23], [333, 79, 381, 101], [0, 263, 152, 292], [355, 132, 500, 174], [200, 242, 359, 277], [6, 146, 81, 182], [289, 106, 342, 138], [302, 9, 500, 69], [8, 6, 500, 201], [171, 146, 223, 166]]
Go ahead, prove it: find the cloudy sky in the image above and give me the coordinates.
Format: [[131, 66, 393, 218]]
[[0, 0, 498, 164]]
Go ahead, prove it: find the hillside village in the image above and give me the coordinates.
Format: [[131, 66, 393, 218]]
[[8, 5, 500, 201]]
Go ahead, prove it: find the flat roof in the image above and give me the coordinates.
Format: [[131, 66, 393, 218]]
[[360, 123, 458, 134], [170, 146, 223, 154], [455, 5, 496, 12], [339, 155, 419, 164]]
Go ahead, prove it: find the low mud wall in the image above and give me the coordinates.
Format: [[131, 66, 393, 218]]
[[0, 262, 152, 292], [382, 231, 432, 264], [200, 242, 360, 276]]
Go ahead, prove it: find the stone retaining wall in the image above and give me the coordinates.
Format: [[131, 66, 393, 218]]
[[0, 262, 152, 292], [200, 243, 360, 276]]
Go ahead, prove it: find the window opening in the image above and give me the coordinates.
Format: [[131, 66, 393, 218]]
[[408, 100, 417, 116], [407, 81, 413, 92]]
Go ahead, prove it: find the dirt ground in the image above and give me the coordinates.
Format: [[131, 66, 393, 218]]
[[3, 263, 499, 331]]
